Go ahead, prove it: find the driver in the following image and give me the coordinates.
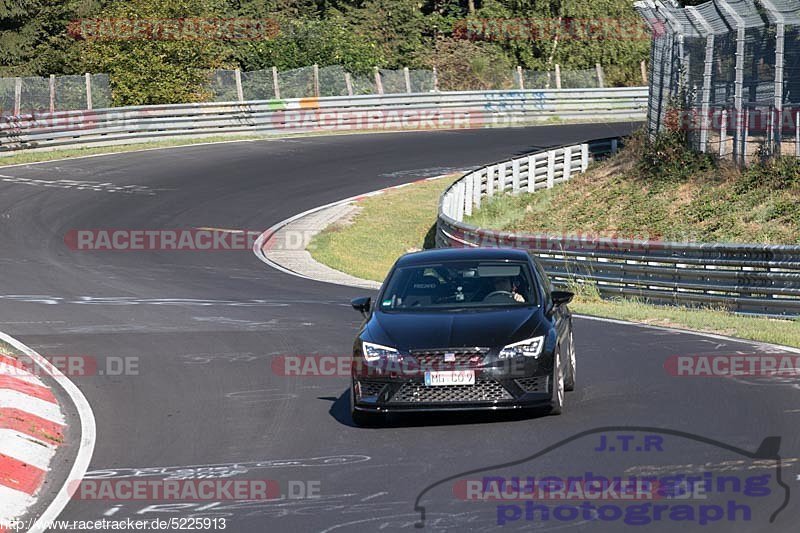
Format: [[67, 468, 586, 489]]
[[488, 277, 525, 303]]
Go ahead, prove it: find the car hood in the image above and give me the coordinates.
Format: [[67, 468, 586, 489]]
[[365, 306, 547, 351]]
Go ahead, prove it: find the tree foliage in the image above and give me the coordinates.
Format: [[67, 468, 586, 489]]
[[1, 0, 652, 104]]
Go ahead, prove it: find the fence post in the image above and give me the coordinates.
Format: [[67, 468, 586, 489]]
[[85, 72, 93, 110], [516, 66, 524, 90], [743, 107, 749, 164], [773, 20, 785, 155], [234, 69, 244, 102], [611, 139, 618, 154], [563, 146, 572, 181], [344, 72, 353, 96], [13, 77, 21, 115], [640, 60, 648, 84], [312, 64, 320, 98], [555, 64, 562, 89], [432, 66, 438, 91], [49, 74, 56, 113], [374, 67, 384, 95], [403, 67, 412, 93], [546, 151, 556, 188], [720, 109, 728, 157], [272, 67, 281, 99], [595, 63, 605, 88]]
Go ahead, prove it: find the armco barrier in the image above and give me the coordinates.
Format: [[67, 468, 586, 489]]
[[436, 139, 800, 317], [0, 87, 646, 152]]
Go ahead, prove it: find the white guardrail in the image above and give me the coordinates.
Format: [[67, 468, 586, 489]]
[[0, 87, 647, 152], [436, 139, 800, 317]]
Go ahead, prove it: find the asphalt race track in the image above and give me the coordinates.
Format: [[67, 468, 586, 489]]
[[1, 124, 798, 532]]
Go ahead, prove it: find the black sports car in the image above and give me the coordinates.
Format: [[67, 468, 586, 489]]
[[349, 247, 575, 426]]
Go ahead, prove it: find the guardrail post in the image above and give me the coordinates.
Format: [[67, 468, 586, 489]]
[[474, 170, 483, 209], [85, 73, 92, 110], [555, 64, 562, 90], [498, 162, 507, 192], [563, 146, 572, 181], [13, 77, 21, 115], [49, 74, 55, 113], [374, 67, 384, 95], [234, 69, 244, 102], [455, 181, 466, 222], [516, 66, 524, 90], [345, 72, 353, 96], [641, 60, 648, 84], [486, 166, 494, 197], [272, 67, 280, 99], [512, 159, 520, 194], [595, 64, 605, 88], [465, 174, 474, 217], [403, 67, 412, 93], [313, 64, 320, 98], [432, 66, 438, 92], [546, 151, 556, 188], [611, 139, 618, 154], [527, 155, 537, 192], [581, 143, 589, 171]]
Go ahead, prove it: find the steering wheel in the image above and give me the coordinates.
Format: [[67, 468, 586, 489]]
[[483, 290, 515, 303]]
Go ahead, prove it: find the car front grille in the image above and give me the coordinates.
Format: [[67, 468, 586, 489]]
[[357, 380, 386, 398], [389, 379, 513, 403], [410, 348, 489, 370], [515, 376, 547, 393]]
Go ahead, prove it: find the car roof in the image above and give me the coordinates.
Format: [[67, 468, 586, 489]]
[[395, 247, 531, 267]]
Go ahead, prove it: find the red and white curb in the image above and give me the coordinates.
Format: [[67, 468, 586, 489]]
[[0, 332, 96, 533]]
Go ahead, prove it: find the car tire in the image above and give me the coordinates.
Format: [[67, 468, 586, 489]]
[[565, 330, 576, 392], [550, 348, 565, 415]]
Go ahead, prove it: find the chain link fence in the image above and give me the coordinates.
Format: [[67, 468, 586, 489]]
[[637, 0, 800, 164], [207, 64, 608, 102], [0, 74, 111, 116]]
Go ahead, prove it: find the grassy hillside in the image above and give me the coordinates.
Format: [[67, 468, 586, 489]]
[[466, 130, 800, 245]]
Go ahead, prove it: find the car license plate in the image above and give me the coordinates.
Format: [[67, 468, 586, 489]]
[[424, 370, 475, 386]]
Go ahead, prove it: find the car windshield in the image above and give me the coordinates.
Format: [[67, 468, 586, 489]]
[[379, 260, 538, 311]]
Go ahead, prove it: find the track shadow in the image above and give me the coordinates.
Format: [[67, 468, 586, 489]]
[[325, 389, 551, 429]]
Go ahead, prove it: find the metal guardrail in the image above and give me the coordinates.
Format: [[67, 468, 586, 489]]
[[0, 87, 646, 152], [436, 139, 800, 316]]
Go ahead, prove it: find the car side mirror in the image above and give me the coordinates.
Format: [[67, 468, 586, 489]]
[[551, 291, 574, 307], [351, 296, 371, 316]]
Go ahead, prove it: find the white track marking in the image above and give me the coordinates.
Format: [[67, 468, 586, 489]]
[[0, 486, 34, 522], [0, 390, 63, 424], [0, 429, 57, 470]]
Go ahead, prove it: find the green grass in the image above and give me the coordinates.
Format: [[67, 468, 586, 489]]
[[309, 171, 800, 348], [309, 176, 459, 282], [466, 131, 800, 245], [0, 135, 270, 167]]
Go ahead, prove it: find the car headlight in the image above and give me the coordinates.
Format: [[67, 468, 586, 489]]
[[499, 336, 545, 359], [361, 341, 399, 362]]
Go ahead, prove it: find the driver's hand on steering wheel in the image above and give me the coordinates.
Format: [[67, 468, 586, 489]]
[[512, 292, 525, 303]]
